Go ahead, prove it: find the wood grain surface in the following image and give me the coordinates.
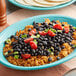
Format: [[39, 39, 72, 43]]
[[0, 4, 76, 76], [0, 64, 69, 76]]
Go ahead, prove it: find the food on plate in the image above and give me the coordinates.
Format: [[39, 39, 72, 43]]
[[34, 0, 70, 6], [15, 0, 71, 7], [15, 0, 29, 5], [3, 18, 76, 67], [46, 0, 70, 2], [23, 0, 51, 7]]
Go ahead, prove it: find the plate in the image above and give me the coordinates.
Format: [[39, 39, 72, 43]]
[[0, 14, 76, 70], [8, 0, 76, 10]]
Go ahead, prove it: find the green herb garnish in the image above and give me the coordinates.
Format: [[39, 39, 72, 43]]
[[14, 51, 19, 55], [6, 39, 11, 44], [73, 27, 76, 30], [57, 30, 62, 32], [22, 34, 27, 38], [48, 48, 54, 55], [10, 49, 13, 52], [34, 39, 37, 44], [48, 48, 51, 52], [31, 35, 37, 38], [50, 52, 54, 55], [45, 29, 49, 32], [36, 34, 40, 38], [50, 28, 56, 33], [73, 45, 76, 48], [14, 55, 19, 59], [4, 52, 8, 55]]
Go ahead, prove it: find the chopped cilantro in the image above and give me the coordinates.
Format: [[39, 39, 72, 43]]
[[73, 27, 76, 29], [14, 51, 19, 55], [22, 34, 27, 38], [50, 28, 56, 33], [36, 34, 40, 38], [31, 35, 37, 38], [45, 29, 49, 32], [34, 39, 37, 44], [14, 55, 19, 59]]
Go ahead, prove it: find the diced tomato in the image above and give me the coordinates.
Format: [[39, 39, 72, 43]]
[[48, 30, 56, 37], [53, 24, 63, 30], [39, 31, 48, 36], [64, 26, 69, 33], [29, 29, 36, 36], [21, 54, 31, 59], [30, 41, 37, 49], [24, 38, 33, 43]]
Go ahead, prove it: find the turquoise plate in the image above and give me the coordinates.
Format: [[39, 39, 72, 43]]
[[0, 14, 76, 70], [8, 0, 76, 10]]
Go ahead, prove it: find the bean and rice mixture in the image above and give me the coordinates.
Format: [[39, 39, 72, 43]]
[[3, 19, 76, 67]]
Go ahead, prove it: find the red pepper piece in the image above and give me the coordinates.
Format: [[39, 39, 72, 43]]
[[24, 38, 33, 43], [53, 24, 63, 30], [29, 29, 36, 36], [30, 41, 37, 49], [64, 26, 69, 33], [48, 30, 56, 37], [21, 54, 31, 59], [39, 31, 48, 36]]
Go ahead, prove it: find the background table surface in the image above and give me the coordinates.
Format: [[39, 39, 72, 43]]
[[0, 1, 76, 76]]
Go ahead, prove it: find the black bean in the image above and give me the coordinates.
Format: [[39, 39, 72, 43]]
[[8, 50, 11, 53], [61, 46, 65, 49], [27, 49, 30, 52], [31, 53, 34, 56], [55, 52, 59, 56], [19, 34, 23, 38], [28, 28, 31, 31], [4, 41, 8, 44], [62, 24, 65, 26], [19, 56, 22, 59], [18, 38, 22, 41], [14, 36, 18, 40], [34, 53, 38, 56], [19, 51, 23, 55], [49, 22, 53, 26], [62, 29, 65, 33], [39, 28, 43, 31], [51, 48, 54, 52], [51, 44, 55, 47], [25, 47, 27, 50], [22, 52, 26, 54], [47, 51, 51, 56], [5, 55, 9, 58], [48, 57, 52, 62], [22, 49, 25, 52], [11, 42, 17, 46], [43, 52, 47, 56], [57, 47, 61, 52], [32, 49, 36, 53], [58, 39, 61, 42], [57, 57, 60, 60], [43, 41, 47, 46], [56, 43, 60, 46]]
